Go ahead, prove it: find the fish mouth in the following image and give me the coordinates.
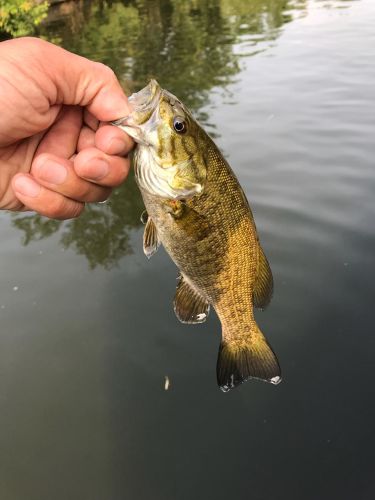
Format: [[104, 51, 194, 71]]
[[129, 79, 161, 114], [111, 79, 162, 141]]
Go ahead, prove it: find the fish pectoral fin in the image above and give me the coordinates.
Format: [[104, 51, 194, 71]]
[[253, 245, 274, 309], [143, 216, 160, 259], [164, 199, 185, 219], [173, 274, 210, 324], [217, 323, 281, 392]]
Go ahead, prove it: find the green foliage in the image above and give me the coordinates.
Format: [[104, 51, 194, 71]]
[[37, 0, 305, 114], [12, 170, 145, 270], [12, 0, 306, 268], [0, 0, 49, 37]]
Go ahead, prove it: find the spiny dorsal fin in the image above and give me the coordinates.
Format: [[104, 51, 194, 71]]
[[143, 216, 160, 259], [253, 245, 274, 309], [217, 323, 281, 392], [174, 274, 210, 324]]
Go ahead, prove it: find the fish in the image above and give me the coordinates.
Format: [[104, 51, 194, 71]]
[[113, 80, 281, 392]]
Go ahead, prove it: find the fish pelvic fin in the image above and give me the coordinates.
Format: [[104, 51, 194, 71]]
[[174, 274, 210, 324], [253, 245, 274, 309], [217, 323, 281, 392], [143, 216, 160, 259]]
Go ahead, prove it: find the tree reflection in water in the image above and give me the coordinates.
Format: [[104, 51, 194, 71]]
[[12, 171, 144, 269], [12, 0, 306, 268]]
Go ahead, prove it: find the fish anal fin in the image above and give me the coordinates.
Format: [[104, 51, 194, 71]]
[[174, 275, 210, 324], [143, 217, 160, 259], [253, 246, 274, 309], [217, 324, 281, 392]]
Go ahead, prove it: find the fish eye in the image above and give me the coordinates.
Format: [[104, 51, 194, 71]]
[[173, 116, 187, 134]]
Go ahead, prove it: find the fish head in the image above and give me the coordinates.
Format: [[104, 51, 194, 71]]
[[112, 80, 207, 199]]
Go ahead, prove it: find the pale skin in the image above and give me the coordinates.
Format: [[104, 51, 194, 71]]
[[0, 37, 133, 219]]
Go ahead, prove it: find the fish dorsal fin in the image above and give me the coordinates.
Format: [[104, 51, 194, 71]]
[[143, 216, 160, 259], [174, 274, 210, 324], [253, 246, 274, 309]]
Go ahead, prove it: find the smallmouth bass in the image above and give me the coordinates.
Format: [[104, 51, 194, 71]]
[[113, 80, 281, 392]]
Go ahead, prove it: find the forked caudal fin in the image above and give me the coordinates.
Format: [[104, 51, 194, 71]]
[[217, 323, 281, 392]]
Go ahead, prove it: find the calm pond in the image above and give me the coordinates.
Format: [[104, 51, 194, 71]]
[[1, 0, 374, 499]]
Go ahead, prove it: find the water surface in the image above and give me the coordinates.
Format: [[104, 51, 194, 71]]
[[0, 1, 374, 499]]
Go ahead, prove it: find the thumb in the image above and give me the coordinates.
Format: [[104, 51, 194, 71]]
[[24, 38, 131, 122], [70, 61, 132, 122]]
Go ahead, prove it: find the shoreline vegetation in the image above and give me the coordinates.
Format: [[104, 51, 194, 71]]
[[0, 0, 50, 38]]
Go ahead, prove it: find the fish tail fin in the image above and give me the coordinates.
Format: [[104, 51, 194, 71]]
[[217, 322, 281, 392]]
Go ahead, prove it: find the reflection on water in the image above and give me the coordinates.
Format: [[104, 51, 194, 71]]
[[13, 0, 306, 268], [12, 171, 143, 268], [41, 0, 306, 107], [316, 0, 358, 7]]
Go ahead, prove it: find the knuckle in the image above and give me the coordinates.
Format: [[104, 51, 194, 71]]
[[95, 188, 111, 202], [78, 184, 111, 203], [69, 202, 84, 219], [46, 197, 66, 219], [95, 62, 116, 81], [46, 196, 83, 220], [76, 182, 93, 201]]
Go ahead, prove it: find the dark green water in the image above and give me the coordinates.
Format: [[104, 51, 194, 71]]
[[1, 0, 375, 498]]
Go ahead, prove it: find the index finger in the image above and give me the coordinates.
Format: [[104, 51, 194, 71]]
[[95, 124, 134, 156]]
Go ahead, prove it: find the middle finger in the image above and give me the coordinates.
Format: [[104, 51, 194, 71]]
[[31, 152, 111, 203]]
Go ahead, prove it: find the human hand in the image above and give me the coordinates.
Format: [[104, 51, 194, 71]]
[[0, 37, 133, 219]]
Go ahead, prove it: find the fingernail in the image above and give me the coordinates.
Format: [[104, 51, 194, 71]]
[[86, 159, 109, 180], [14, 176, 41, 198], [108, 137, 127, 154], [37, 160, 67, 184]]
